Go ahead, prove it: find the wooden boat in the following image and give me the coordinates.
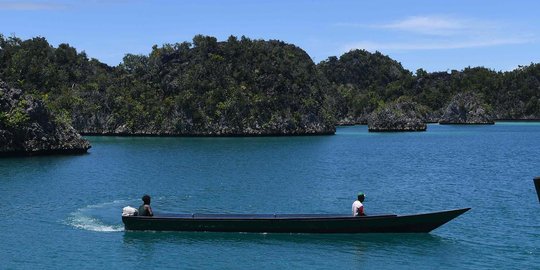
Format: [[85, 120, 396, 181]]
[[122, 208, 470, 233]]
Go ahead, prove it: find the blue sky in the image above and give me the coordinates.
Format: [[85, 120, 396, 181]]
[[1, 0, 539, 72]]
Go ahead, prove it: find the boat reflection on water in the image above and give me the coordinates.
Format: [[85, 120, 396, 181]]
[[120, 231, 470, 269], [122, 230, 445, 251]]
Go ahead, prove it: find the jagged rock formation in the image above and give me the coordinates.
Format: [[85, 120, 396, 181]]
[[0, 80, 90, 156], [2, 35, 540, 131], [336, 115, 369, 126], [68, 36, 336, 136], [439, 92, 494, 124], [368, 101, 427, 132]]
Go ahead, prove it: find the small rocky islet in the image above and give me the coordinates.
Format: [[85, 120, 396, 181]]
[[367, 101, 427, 132], [367, 93, 494, 132], [0, 80, 90, 156], [439, 92, 494, 124]]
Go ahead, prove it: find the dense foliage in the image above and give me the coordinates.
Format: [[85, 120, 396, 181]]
[[0, 34, 539, 134], [319, 50, 540, 123], [0, 34, 335, 135], [318, 50, 415, 122], [0, 35, 114, 127]]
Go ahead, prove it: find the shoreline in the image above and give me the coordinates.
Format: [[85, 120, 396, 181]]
[[493, 119, 540, 122], [80, 121, 540, 138], [0, 148, 90, 158], [80, 131, 336, 138], [336, 119, 540, 127]]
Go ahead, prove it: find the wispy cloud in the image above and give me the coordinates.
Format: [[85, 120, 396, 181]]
[[345, 37, 532, 52], [337, 15, 535, 52], [383, 16, 474, 35], [0, 1, 66, 10]]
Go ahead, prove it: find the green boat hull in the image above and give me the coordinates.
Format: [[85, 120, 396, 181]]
[[122, 208, 470, 233]]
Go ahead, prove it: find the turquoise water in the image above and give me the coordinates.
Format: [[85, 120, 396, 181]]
[[1, 124, 539, 269]]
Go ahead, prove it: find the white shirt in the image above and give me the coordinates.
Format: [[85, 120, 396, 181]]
[[352, 200, 364, 216]]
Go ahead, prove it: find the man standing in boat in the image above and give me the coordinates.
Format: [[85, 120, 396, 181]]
[[352, 192, 366, 216], [138, 194, 154, 216]]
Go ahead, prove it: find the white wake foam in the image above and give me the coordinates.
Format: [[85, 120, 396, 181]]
[[68, 215, 124, 232], [67, 200, 127, 232]]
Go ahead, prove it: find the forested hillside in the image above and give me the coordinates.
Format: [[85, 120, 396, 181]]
[[319, 50, 540, 124], [318, 50, 415, 123], [0, 34, 335, 135], [1, 34, 538, 134]]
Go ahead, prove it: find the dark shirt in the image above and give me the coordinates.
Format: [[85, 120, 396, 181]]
[[138, 204, 152, 216]]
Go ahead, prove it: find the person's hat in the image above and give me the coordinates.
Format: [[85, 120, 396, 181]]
[[358, 192, 365, 197]]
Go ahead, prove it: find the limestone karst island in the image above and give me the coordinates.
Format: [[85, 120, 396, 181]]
[[1, 35, 539, 155]]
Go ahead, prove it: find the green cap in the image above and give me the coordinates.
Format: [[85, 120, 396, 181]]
[[358, 192, 365, 197]]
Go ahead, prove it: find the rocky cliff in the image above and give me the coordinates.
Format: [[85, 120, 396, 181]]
[[368, 101, 427, 132], [0, 80, 91, 156], [439, 92, 494, 124], [67, 36, 336, 136]]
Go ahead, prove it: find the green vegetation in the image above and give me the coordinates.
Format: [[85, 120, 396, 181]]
[[1, 34, 335, 135], [1, 34, 539, 134], [318, 50, 415, 120], [4, 100, 30, 127], [319, 50, 540, 122]]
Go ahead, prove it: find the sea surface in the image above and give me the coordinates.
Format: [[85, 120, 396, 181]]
[[1, 123, 539, 269]]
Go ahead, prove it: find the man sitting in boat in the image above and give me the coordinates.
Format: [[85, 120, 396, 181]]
[[138, 194, 154, 216], [352, 192, 366, 216]]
